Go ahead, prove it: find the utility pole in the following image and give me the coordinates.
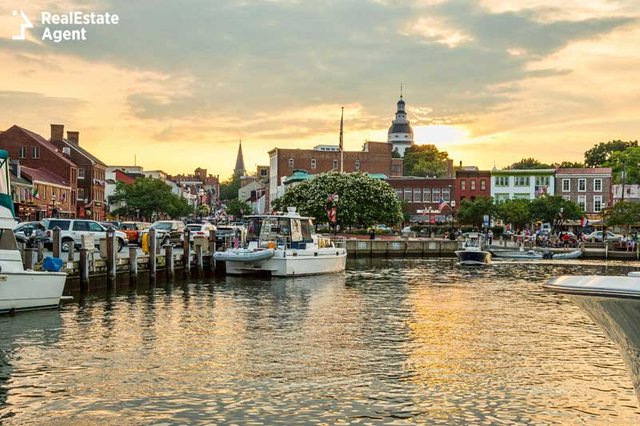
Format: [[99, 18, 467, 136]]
[[621, 158, 627, 202]]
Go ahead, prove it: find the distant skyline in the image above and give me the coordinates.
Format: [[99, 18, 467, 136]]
[[1, 0, 639, 178]]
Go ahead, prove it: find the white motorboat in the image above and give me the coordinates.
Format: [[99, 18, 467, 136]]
[[214, 207, 347, 277], [490, 249, 582, 260], [0, 150, 66, 314], [455, 233, 491, 265], [543, 274, 640, 400]]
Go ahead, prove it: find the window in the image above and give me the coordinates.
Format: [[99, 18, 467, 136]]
[[563, 195, 571, 201], [513, 193, 530, 200], [514, 176, 530, 186], [461, 180, 466, 191], [78, 168, 85, 179], [31, 146, 40, 159], [442, 188, 451, 202], [288, 158, 294, 168], [404, 188, 412, 202], [310, 159, 316, 170], [78, 188, 85, 200], [41, 184, 46, 200], [19, 146, 27, 159], [470, 180, 476, 191], [535, 176, 550, 186], [89, 222, 105, 232], [577, 195, 586, 211], [480, 180, 486, 191], [332, 159, 338, 170], [395, 189, 403, 199], [594, 178, 602, 192], [594, 195, 603, 212], [432, 188, 441, 201], [578, 179, 586, 192], [494, 193, 509, 203], [73, 221, 90, 231], [260, 169, 268, 177], [413, 188, 421, 203], [62, 147, 71, 155], [423, 189, 431, 203], [355, 160, 360, 171], [495, 176, 509, 186], [562, 179, 570, 192]]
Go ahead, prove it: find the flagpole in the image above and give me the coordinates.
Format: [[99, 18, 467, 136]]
[[339, 106, 344, 173]]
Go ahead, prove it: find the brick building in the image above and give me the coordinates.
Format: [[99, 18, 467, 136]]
[[0, 125, 78, 213], [49, 124, 107, 220], [555, 167, 612, 215], [269, 141, 403, 202], [20, 166, 73, 220], [386, 176, 456, 222], [455, 166, 491, 206]]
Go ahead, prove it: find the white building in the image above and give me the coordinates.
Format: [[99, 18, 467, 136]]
[[387, 94, 414, 157], [490, 168, 556, 202]]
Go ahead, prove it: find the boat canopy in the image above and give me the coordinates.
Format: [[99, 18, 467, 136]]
[[0, 149, 16, 222]]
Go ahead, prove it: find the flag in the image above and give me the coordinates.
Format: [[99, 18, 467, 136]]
[[580, 216, 589, 227], [327, 207, 337, 223], [327, 193, 338, 203], [32, 186, 39, 199], [339, 107, 344, 152], [438, 198, 448, 211]]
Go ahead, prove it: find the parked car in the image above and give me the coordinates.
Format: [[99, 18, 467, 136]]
[[215, 225, 243, 249], [584, 230, 623, 242], [101, 221, 122, 230], [119, 221, 151, 245], [13, 221, 45, 247], [185, 222, 216, 244], [140, 220, 186, 247], [38, 218, 128, 252], [373, 224, 393, 234]]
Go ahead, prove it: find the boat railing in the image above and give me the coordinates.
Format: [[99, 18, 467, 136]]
[[331, 236, 346, 249]]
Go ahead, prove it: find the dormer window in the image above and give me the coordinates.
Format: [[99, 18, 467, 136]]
[[62, 147, 71, 156]]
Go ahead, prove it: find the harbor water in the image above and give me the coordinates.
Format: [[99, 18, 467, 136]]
[[1, 258, 640, 424]]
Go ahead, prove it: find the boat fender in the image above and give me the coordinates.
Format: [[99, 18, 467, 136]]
[[542, 252, 554, 260]]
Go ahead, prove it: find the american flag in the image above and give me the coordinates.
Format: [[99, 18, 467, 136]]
[[437, 198, 448, 211]]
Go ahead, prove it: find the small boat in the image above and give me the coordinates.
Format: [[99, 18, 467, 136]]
[[490, 249, 582, 260], [0, 150, 66, 314], [215, 207, 347, 277], [543, 274, 640, 401], [455, 233, 491, 265]]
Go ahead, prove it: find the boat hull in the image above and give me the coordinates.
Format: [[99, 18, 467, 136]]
[[224, 248, 347, 277], [0, 271, 66, 314], [544, 275, 640, 400], [455, 250, 491, 265]]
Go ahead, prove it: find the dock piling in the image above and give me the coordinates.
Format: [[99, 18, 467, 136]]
[[195, 244, 203, 276], [106, 227, 117, 282], [149, 228, 157, 279], [79, 248, 90, 291], [165, 244, 174, 279], [183, 228, 191, 278], [52, 226, 61, 258]]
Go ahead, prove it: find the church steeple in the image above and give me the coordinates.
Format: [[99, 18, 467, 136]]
[[234, 140, 246, 176], [387, 86, 414, 157]]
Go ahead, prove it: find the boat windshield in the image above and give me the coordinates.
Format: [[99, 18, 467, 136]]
[[246, 218, 262, 242], [300, 218, 314, 243], [0, 229, 18, 251], [259, 217, 291, 242]]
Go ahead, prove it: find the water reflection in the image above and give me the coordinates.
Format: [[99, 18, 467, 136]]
[[0, 259, 638, 423]]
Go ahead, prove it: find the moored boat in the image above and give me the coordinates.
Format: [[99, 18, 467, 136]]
[[214, 207, 347, 277], [455, 233, 491, 265], [0, 150, 66, 314], [490, 249, 582, 260]]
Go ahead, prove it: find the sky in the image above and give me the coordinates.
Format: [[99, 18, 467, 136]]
[[0, 0, 638, 179]]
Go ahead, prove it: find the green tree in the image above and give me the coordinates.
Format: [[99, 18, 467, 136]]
[[403, 144, 450, 177], [508, 158, 552, 170], [528, 196, 582, 231], [554, 161, 585, 168], [604, 201, 640, 233], [226, 199, 252, 218], [456, 197, 495, 228], [495, 199, 533, 230], [272, 172, 403, 227], [219, 172, 242, 201], [110, 177, 193, 219], [584, 140, 638, 167], [607, 147, 640, 184]]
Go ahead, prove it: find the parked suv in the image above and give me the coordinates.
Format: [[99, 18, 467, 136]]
[[120, 221, 151, 245], [38, 218, 128, 252], [140, 220, 186, 247], [185, 222, 216, 244]]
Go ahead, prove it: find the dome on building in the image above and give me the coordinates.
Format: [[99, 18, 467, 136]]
[[387, 93, 414, 156]]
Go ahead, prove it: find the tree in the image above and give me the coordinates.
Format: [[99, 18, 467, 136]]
[[110, 177, 193, 220], [554, 161, 585, 168], [607, 147, 640, 184], [584, 140, 638, 167], [219, 172, 242, 201], [528, 196, 582, 231], [226, 199, 252, 218], [272, 172, 404, 227], [495, 199, 533, 230], [508, 158, 552, 170], [604, 201, 640, 233], [403, 144, 450, 177], [456, 197, 495, 228]]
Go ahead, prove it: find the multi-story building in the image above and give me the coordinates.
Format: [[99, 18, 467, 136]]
[[613, 184, 640, 204], [20, 166, 73, 220], [269, 141, 403, 202], [238, 165, 270, 214], [49, 125, 107, 220], [0, 125, 78, 212], [171, 167, 221, 213], [10, 161, 34, 221], [555, 168, 612, 215], [455, 166, 491, 205], [386, 177, 456, 222], [490, 168, 556, 202]]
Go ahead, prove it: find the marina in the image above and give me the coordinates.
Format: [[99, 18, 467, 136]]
[[1, 258, 640, 423]]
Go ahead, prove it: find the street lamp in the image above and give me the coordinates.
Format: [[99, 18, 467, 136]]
[[51, 194, 57, 218]]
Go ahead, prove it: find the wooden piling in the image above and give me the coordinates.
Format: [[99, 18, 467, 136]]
[[183, 228, 191, 278], [68, 238, 75, 262], [79, 248, 90, 291], [195, 244, 203, 276], [149, 228, 157, 279], [106, 227, 117, 282], [129, 245, 138, 275], [24, 248, 36, 270], [52, 226, 61, 258], [37, 241, 44, 262], [209, 229, 216, 270], [165, 244, 174, 279]]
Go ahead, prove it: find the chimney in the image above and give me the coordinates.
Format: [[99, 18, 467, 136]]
[[67, 131, 79, 144], [51, 124, 64, 141], [459, 161, 462, 167], [10, 160, 20, 179]]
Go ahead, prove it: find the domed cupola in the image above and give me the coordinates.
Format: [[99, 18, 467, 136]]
[[387, 88, 414, 157]]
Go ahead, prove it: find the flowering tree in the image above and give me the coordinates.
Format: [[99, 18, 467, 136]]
[[272, 172, 404, 227]]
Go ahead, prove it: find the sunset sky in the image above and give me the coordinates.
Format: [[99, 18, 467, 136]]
[[0, 0, 638, 179]]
